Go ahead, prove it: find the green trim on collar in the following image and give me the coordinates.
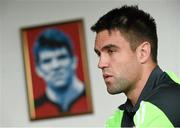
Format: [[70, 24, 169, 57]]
[[165, 70, 180, 84]]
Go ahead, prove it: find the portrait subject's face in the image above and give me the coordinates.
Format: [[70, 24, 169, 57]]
[[36, 47, 76, 89], [94, 30, 141, 94]]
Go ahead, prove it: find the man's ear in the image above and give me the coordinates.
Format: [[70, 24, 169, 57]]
[[136, 41, 151, 64], [72, 56, 78, 69]]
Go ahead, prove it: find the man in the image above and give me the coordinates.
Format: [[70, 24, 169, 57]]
[[91, 5, 180, 127], [33, 29, 88, 119]]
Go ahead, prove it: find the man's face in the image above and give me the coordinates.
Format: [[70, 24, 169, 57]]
[[36, 47, 76, 89], [94, 30, 141, 94]]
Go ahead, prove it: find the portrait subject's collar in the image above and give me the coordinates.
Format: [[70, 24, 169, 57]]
[[46, 76, 85, 111]]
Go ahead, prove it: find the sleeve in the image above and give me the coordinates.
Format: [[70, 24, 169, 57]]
[[133, 101, 174, 128]]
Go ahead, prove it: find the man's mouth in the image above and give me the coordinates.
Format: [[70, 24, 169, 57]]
[[103, 74, 113, 80]]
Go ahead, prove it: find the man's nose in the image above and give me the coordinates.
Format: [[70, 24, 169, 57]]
[[51, 58, 61, 70], [98, 55, 109, 69]]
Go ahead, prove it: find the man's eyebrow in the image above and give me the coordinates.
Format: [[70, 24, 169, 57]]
[[94, 44, 119, 56], [101, 44, 119, 51]]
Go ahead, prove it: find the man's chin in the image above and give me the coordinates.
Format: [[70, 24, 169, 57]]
[[107, 87, 122, 95], [51, 81, 68, 88]]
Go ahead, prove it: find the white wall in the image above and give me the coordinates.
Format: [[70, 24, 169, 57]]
[[0, 0, 179, 127], [0, 1, 3, 125]]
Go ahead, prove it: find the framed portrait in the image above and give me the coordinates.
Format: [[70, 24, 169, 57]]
[[21, 19, 93, 120]]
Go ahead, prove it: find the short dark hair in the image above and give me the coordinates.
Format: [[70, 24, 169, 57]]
[[33, 29, 74, 64], [91, 5, 158, 63]]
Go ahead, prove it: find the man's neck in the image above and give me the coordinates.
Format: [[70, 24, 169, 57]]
[[127, 63, 157, 106], [46, 76, 84, 111]]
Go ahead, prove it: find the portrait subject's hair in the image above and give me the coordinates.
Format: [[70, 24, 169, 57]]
[[91, 5, 158, 63], [33, 29, 74, 64]]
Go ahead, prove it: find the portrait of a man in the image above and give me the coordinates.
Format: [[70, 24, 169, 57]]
[[21, 20, 93, 120]]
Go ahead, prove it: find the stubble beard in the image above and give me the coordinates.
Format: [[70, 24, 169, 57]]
[[106, 76, 130, 95]]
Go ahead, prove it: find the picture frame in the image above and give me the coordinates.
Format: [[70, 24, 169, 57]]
[[21, 19, 93, 120]]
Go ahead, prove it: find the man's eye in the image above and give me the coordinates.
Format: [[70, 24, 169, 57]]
[[107, 49, 115, 55], [95, 51, 100, 57], [57, 55, 68, 60], [96, 52, 100, 57], [42, 58, 51, 64]]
